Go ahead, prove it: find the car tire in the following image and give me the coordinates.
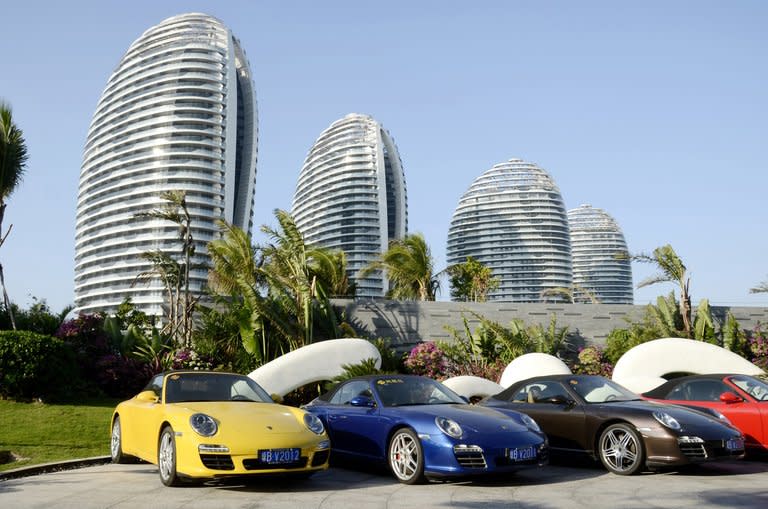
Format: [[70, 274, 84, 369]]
[[158, 426, 182, 486], [110, 416, 129, 464], [388, 428, 425, 484], [598, 423, 645, 475]]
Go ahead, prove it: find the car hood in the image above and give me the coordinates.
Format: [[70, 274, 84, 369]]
[[391, 404, 530, 433], [168, 402, 307, 434], [594, 400, 738, 434]]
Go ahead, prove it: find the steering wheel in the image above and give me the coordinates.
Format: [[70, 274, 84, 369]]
[[231, 394, 251, 402], [427, 397, 442, 404], [604, 394, 618, 402]]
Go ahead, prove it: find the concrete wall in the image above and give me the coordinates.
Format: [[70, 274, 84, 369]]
[[333, 298, 768, 352]]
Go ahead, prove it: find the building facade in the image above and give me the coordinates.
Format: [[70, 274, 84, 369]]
[[292, 113, 408, 297], [446, 159, 572, 302], [74, 13, 258, 316], [567, 204, 633, 304]]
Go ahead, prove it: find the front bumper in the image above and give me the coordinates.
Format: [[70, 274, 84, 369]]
[[419, 430, 548, 477], [642, 428, 745, 467], [175, 433, 330, 478]]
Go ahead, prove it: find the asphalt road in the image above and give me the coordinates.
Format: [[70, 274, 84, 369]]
[[2, 458, 768, 509]]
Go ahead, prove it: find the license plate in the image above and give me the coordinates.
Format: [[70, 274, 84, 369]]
[[259, 448, 301, 464], [508, 446, 537, 462], [726, 438, 744, 451]]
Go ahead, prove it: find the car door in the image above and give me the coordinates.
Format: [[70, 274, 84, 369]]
[[724, 376, 768, 448], [503, 380, 588, 452], [122, 374, 163, 459], [323, 380, 382, 458]]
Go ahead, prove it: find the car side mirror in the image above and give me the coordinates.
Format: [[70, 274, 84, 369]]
[[349, 395, 375, 407], [720, 391, 742, 404], [136, 390, 159, 403], [271, 393, 284, 404]]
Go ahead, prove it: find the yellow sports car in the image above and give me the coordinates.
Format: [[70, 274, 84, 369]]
[[110, 370, 330, 486]]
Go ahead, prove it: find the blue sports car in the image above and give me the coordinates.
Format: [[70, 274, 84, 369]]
[[303, 374, 548, 483]]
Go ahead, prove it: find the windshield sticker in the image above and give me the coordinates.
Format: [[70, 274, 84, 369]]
[[569, 380, 578, 385], [377, 379, 404, 385], [170, 374, 180, 380]]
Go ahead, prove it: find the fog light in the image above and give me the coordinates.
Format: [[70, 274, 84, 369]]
[[678, 436, 704, 444], [198, 444, 230, 453], [453, 444, 483, 454]]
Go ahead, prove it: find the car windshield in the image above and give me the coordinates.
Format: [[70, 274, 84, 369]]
[[375, 377, 466, 407], [164, 373, 272, 404], [568, 377, 640, 403], [730, 375, 768, 401]]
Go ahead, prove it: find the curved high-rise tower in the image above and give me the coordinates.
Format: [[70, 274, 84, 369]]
[[567, 204, 633, 304], [292, 113, 408, 297], [74, 13, 258, 316], [446, 159, 572, 302]]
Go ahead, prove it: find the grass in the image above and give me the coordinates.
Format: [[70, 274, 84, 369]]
[[0, 397, 120, 472]]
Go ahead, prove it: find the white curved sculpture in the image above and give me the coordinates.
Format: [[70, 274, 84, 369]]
[[612, 337, 765, 394], [499, 353, 572, 388], [248, 338, 381, 396], [442, 376, 503, 400]]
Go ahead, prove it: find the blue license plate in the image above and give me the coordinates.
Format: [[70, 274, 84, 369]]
[[726, 438, 744, 451], [509, 446, 537, 462], [259, 448, 301, 464]]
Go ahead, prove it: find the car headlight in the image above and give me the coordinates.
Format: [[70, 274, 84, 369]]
[[304, 413, 325, 435], [653, 411, 681, 431], [436, 417, 463, 438], [189, 413, 218, 437], [520, 413, 541, 433]]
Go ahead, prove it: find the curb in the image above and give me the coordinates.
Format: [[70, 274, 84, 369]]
[[0, 456, 111, 481]]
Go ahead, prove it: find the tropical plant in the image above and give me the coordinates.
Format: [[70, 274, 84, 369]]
[[540, 284, 601, 304], [626, 244, 693, 338], [207, 211, 351, 367], [446, 256, 499, 302], [440, 311, 571, 377], [722, 311, 748, 357], [360, 233, 439, 301], [133, 190, 200, 347], [0, 102, 29, 330]]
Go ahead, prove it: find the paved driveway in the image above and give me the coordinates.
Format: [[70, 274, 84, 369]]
[[2, 459, 768, 508]]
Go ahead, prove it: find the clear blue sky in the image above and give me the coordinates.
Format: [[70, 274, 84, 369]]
[[2, 1, 767, 313]]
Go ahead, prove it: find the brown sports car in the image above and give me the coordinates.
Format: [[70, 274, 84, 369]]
[[480, 375, 745, 475]]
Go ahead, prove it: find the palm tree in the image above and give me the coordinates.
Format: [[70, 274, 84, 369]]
[[446, 256, 499, 302], [133, 190, 198, 346], [628, 244, 693, 338], [207, 211, 348, 364], [361, 233, 439, 301], [749, 278, 768, 294], [0, 102, 29, 330]]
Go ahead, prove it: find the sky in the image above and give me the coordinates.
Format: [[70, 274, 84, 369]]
[[1, 1, 767, 313]]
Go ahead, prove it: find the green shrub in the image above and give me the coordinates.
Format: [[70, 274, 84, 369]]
[[0, 331, 81, 400]]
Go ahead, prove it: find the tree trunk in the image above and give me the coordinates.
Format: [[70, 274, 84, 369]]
[[0, 203, 15, 329]]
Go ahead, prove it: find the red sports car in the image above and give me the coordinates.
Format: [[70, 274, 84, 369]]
[[643, 373, 768, 454]]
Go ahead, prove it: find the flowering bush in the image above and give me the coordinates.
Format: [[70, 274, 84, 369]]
[[94, 354, 153, 398], [749, 325, 768, 370], [445, 358, 506, 383], [172, 348, 213, 371], [404, 342, 448, 379], [571, 345, 613, 377]]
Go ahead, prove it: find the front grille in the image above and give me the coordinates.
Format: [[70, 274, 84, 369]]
[[454, 448, 487, 469], [242, 456, 309, 470], [199, 454, 235, 470], [311, 450, 330, 467], [678, 443, 707, 460]]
